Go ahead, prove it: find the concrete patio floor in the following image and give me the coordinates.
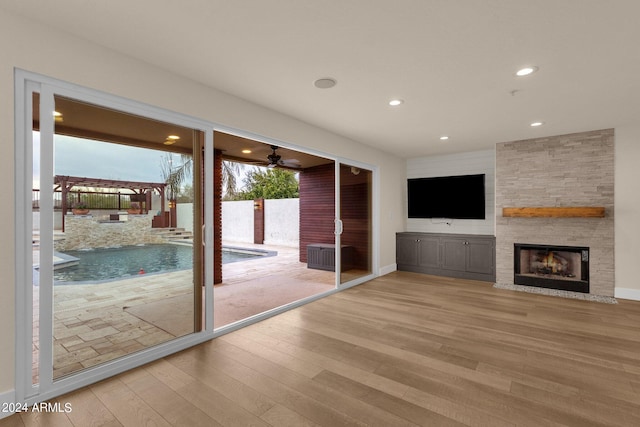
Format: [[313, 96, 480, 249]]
[[33, 241, 336, 381]]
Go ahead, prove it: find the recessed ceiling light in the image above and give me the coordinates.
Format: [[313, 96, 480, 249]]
[[516, 66, 538, 77], [389, 99, 404, 106], [440, 136, 449, 141], [242, 149, 252, 154], [314, 78, 337, 89], [530, 121, 544, 127], [163, 135, 180, 145]]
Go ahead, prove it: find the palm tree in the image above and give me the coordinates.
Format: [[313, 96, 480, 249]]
[[160, 154, 188, 202], [161, 153, 242, 200]]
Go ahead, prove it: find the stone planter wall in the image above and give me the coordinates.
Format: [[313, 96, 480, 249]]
[[55, 215, 165, 251]]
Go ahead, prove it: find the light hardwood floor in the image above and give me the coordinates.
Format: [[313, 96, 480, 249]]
[[5, 271, 640, 426]]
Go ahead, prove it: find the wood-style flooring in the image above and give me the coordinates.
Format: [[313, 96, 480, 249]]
[[4, 271, 640, 426]]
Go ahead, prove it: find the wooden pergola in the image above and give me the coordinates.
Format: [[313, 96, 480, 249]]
[[55, 175, 167, 231]]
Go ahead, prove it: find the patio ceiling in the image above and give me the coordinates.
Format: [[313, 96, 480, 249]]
[[214, 131, 333, 169], [34, 94, 333, 170]]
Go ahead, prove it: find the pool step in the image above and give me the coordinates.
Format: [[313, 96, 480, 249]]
[[151, 227, 194, 242]]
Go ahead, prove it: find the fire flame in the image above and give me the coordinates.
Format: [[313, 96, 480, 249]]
[[542, 252, 560, 273]]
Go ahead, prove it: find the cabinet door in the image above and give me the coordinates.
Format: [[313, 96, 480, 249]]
[[441, 238, 467, 271], [396, 235, 418, 265], [466, 239, 495, 275], [417, 236, 440, 269]]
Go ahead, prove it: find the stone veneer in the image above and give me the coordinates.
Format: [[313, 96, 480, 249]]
[[495, 129, 614, 297], [55, 215, 165, 251]]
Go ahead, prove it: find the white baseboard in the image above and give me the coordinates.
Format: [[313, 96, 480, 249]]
[[615, 287, 640, 301], [379, 263, 397, 276], [0, 389, 16, 419]]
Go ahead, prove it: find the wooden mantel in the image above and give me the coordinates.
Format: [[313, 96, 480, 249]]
[[502, 207, 605, 218]]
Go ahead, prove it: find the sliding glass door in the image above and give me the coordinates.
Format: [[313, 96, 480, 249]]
[[16, 71, 376, 405], [49, 95, 201, 379], [18, 73, 213, 401], [337, 162, 375, 287]]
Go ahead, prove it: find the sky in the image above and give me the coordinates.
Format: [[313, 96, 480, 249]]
[[31, 132, 279, 195], [33, 132, 186, 189]]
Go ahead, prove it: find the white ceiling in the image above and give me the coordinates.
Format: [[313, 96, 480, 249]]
[[4, 0, 640, 158]]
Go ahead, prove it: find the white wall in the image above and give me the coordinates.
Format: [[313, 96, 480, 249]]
[[221, 199, 300, 247], [221, 200, 254, 243], [175, 203, 194, 233], [0, 9, 405, 395], [406, 149, 495, 235], [614, 124, 640, 300], [264, 198, 299, 247]]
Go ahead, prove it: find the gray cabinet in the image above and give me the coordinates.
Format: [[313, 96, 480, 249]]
[[442, 237, 467, 272], [396, 233, 440, 269], [396, 232, 495, 282], [465, 239, 495, 276], [396, 234, 419, 266]]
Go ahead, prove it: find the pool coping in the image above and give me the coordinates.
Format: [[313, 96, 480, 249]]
[[223, 245, 278, 258]]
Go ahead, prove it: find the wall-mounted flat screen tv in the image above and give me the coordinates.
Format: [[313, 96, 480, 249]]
[[408, 174, 486, 219]]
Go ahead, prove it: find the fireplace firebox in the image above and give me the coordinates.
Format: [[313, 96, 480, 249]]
[[514, 244, 589, 293]]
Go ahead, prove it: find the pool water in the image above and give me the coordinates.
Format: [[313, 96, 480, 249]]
[[53, 244, 262, 283]]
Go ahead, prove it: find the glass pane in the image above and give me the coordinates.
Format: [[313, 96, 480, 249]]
[[339, 164, 372, 284], [50, 95, 200, 379], [214, 136, 336, 328], [32, 91, 40, 385]]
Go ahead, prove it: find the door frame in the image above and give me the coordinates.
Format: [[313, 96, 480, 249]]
[[14, 69, 380, 405], [14, 69, 216, 405], [334, 160, 379, 289]]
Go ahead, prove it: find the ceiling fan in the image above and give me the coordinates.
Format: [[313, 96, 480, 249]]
[[267, 145, 301, 169]]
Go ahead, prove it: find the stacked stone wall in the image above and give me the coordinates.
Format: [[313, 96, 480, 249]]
[[55, 215, 164, 251], [495, 129, 614, 296]]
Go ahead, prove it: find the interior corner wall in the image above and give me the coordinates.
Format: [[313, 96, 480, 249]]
[[0, 9, 405, 396], [614, 123, 640, 297], [406, 149, 496, 235]]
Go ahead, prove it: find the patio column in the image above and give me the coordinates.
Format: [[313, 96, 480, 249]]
[[159, 186, 166, 227], [214, 149, 223, 284], [253, 198, 264, 244], [59, 177, 71, 232]]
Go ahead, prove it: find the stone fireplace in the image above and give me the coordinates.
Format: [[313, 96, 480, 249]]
[[495, 129, 614, 298]]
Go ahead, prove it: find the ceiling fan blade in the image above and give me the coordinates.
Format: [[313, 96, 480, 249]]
[[279, 159, 301, 168]]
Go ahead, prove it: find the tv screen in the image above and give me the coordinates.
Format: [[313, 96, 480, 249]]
[[408, 174, 486, 219]]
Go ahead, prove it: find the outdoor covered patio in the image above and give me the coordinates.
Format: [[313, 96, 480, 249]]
[[53, 175, 170, 231]]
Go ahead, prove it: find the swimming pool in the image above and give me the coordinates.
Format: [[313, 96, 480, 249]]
[[52, 244, 273, 283]]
